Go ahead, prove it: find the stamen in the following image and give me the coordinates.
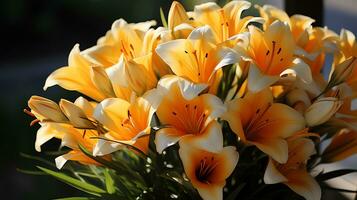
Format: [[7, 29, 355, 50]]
[[277, 48, 282, 55], [83, 129, 87, 138], [24, 109, 35, 117], [30, 119, 40, 126]]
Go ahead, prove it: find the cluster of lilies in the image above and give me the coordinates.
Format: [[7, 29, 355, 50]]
[[26, 1, 357, 200]]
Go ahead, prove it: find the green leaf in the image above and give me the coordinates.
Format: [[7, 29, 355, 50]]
[[316, 169, 357, 182], [53, 197, 94, 200], [37, 166, 106, 196], [226, 183, 246, 200], [17, 168, 47, 176], [20, 152, 56, 167], [104, 169, 115, 194], [160, 7, 168, 28]]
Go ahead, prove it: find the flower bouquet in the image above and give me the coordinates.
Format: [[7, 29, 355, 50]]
[[23, 1, 357, 200]]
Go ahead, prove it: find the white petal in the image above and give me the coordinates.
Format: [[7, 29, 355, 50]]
[[264, 158, 288, 184], [155, 128, 183, 154], [178, 78, 208, 100], [281, 58, 312, 84], [188, 25, 218, 44], [93, 139, 123, 156], [182, 121, 224, 153], [247, 63, 279, 93], [106, 55, 128, 87]]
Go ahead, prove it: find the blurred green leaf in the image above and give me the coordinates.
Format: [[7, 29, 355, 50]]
[[160, 7, 168, 28], [316, 169, 357, 182], [37, 166, 106, 196], [53, 198, 94, 200], [104, 169, 115, 194]]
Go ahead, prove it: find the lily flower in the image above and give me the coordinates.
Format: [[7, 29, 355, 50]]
[[154, 76, 226, 153], [322, 128, 357, 163], [223, 88, 305, 163], [83, 18, 156, 67], [107, 54, 158, 96], [92, 89, 160, 156], [44, 45, 111, 101], [179, 123, 238, 200], [246, 20, 311, 92], [264, 137, 321, 200], [156, 25, 239, 93], [193, 1, 263, 43], [256, 5, 339, 79]]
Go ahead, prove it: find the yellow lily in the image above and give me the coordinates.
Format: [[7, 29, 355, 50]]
[[223, 88, 305, 163], [322, 128, 357, 163], [156, 25, 239, 92], [83, 18, 156, 67], [256, 5, 337, 79], [255, 4, 290, 30], [179, 124, 238, 200], [193, 1, 263, 43], [92, 89, 160, 156], [264, 137, 320, 200], [154, 76, 226, 153], [44, 45, 112, 101], [246, 20, 311, 92]]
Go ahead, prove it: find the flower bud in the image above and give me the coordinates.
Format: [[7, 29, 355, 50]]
[[168, 1, 189, 30], [90, 66, 116, 98], [28, 96, 67, 122], [59, 99, 96, 129], [330, 56, 357, 85], [304, 97, 342, 127]]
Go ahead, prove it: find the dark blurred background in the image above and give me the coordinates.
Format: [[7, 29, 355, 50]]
[[1, 0, 356, 199]]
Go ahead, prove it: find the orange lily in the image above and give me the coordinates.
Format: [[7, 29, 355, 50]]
[[154, 76, 226, 153], [93, 89, 160, 155], [156, 26, 240, 92], [246, 20, 311, 92], [193, 1, 263, 44], [256, 4, 338, 78], [223, 88, 305, 163], [264, 137, 321, 200], [179, 124, 238, 200]]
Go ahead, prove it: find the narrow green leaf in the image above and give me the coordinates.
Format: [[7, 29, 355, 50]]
[[104, 169, 115, 194], [20, 152, 56, 167], [17, 168, 46, 176], [37, 166, 106, 196], [316, 169, 357, 182], [226, 183, 246, 200], [160, 7, 168, 28], [53, 197, 93, 200]]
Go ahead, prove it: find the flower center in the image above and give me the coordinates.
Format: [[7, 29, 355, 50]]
[[171, 103, 208, 135], [195, 156, 218, 184], [244, 103, 274, 140]]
